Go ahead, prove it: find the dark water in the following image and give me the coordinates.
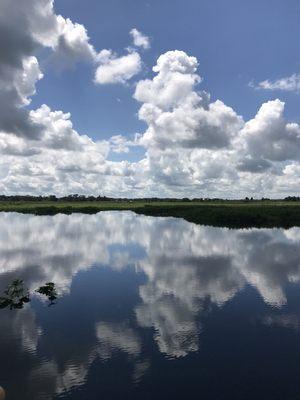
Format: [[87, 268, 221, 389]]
[[1, 211, 300, 399]]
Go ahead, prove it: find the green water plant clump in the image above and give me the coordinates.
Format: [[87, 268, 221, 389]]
[[0, 279, 30, 309], [36, 282, 58, 305], [0, 280, 58, 309]]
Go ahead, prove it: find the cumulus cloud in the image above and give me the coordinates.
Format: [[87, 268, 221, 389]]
[[1, 0, 300, 197], [135, 51, 243, 150], [254, 74, 300, 92], [130, 51, 246, 194], [0, 104, 139, 196], [2, 44, 300, 197], [236, 157, 272, 173], [239, 100, 300, 162], [135, 50, 200, 109], [130, 28, 150, 49], [109, 134, 139, 154], [0, 0, 146, 195], [95, 49, 142, 84], [0, 0, 98, 138], [50, 17, 97, 68], [0, 51, 44, 138], [30, 105, 100, 151], [131, 51, 300, 197]]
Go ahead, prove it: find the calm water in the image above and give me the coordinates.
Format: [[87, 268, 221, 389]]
[[1, 211, 300, 399]]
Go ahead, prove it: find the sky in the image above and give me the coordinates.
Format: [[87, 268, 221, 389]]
[[1, 0, 300, 197]]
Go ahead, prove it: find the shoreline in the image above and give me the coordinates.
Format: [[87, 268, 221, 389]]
[[0, 201, 300, 229]]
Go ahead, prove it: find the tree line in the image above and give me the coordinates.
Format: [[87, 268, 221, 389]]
[[0, 195, 299, 202]]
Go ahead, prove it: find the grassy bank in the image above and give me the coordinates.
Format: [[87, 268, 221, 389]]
[[0, 200, 300, 228]]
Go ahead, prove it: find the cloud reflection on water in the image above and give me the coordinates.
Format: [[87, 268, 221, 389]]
[[0, 211, 300, 397]]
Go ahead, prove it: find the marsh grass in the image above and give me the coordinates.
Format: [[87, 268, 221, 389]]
[[0, 200, 299, 228]]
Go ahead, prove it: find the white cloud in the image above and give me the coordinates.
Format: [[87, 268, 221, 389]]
[[50, 16, 97, 68], [109, 134, 138, 154], [0, 0, 97, 138], [95, 49, 142, 84], [238, 99, 300, 162], [1, 0, 300, 198], [131, 51, 246, 194], [254, 74, 300, 92], [130, 28, 150, 49], [134, 50, 200, 109], [2, 48, 300, 197], [135, 51, 243, 150], [131, 51, 300, 197], [16, 56, 44, 105], [0, 104, 139, 196]]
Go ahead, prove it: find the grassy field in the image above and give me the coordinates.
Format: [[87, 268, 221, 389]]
[[0, 200, 300, 228]]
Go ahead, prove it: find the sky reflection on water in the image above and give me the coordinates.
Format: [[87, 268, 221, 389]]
[[1, 211, 300, 399]]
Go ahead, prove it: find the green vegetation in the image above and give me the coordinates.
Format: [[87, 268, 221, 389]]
[[0, 280, 57, 309], [135, 203, 300, 229], [0, 279, 30, 309], [36, 282, 58, 305], [0, 199, 300, 228]]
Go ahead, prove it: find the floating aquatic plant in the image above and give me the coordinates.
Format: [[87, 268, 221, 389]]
[[0, 279, 30, 309], [0, 280, 58, 309], [36, 282, 58, 305]]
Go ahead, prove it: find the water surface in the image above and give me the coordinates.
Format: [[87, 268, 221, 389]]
[[1, 211, 300, 399]]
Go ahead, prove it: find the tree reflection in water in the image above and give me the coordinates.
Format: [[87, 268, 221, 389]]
[[36, 282, 58, 306], [0, 280, 57, 309]]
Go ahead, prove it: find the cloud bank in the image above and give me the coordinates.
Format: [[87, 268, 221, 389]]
[[0, 0, 300, 197]]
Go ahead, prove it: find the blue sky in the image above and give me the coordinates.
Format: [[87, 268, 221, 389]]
[[31, 0, 300, 144], [1, 0, 300, 197]]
